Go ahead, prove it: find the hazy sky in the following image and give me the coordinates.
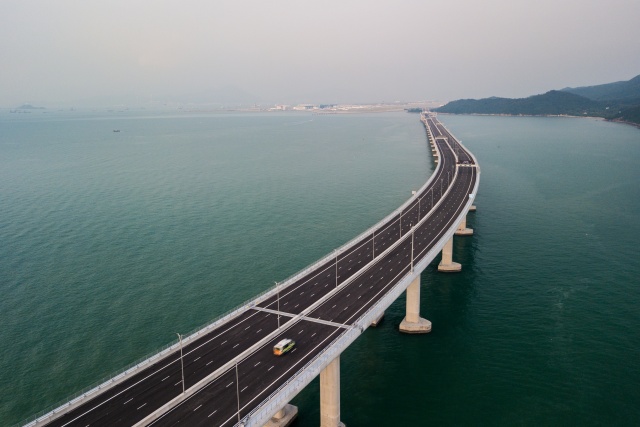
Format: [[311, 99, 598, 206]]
[[2, 0, 639, 107]]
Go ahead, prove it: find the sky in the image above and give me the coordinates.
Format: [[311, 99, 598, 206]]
[[1, 0, 640, 107]]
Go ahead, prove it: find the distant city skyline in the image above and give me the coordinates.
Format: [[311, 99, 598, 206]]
[[2, 0, 640, 108]]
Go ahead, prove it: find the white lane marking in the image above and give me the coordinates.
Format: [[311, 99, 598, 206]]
[[255, 361, 261, 367], [233, 343, 239, 348], [124, 398, 133, 405], [268, 366, 274, 371], [194, 404, 202, 411], [174, 381, 181, 386], [206, 360, 213, 366], [241, 386, 248, 392], [208, 410, 218, 417], [161, 376, 170, 382], [226, 382, 234, 388], [137, 403, 147, 410], [194, 356, 201, 361]]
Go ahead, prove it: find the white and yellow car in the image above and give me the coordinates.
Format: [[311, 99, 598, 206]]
[[273, 338, 295, 356]]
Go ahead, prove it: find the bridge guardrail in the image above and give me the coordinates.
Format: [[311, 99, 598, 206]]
[[19, 112, 454, 427], [244, 113, 479, 426]]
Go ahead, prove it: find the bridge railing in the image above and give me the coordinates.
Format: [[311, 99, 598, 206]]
[[244, 114, 479, 426], [19, 113, 449, 427]]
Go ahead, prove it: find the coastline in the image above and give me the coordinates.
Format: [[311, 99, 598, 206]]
[[435, 112, 640, 128]]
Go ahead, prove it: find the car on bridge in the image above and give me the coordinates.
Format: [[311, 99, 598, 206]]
[[273, 338, 296, 356]]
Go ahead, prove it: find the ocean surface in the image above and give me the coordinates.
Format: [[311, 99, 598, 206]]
[[1, 110, 639, 426]]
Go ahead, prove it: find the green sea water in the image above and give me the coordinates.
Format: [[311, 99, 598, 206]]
[[1, 111, 639, 426]]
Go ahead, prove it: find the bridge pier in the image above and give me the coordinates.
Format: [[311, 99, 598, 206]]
[[370, 311, 384, 327], [263, 404, 298, 427], [454, 215, 473, 236], [438, 236, 461, 272], [399, 276, 432, 333], [320, 356, 345, 427]]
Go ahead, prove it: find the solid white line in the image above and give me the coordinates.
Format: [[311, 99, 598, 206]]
[[140, 123, 471, 426]]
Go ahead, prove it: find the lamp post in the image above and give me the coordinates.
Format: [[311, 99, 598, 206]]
[[335, 249, 338, 288], [372, 230, 376, 258], [411, 225, 415, 272], [275, 281, 280, 328], [235, 362, 241, 426], [176, 333, 185, 395]]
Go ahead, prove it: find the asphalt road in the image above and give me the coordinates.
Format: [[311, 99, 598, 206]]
[[40, 114, 476, 427]]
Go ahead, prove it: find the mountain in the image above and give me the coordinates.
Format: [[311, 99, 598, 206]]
[[562, 75, 640, 102], [434, 90, 608, 116], [434, 74, 640, 125], [610, 105, 640, 125]]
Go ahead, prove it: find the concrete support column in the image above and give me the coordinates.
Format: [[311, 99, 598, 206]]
[[320, 356, 345, 427], [263, 404, 298, 427], [438, 236, 461, 272], [370, 311, 384, 327], [399, 276, 432, 333], [455, 215, 473, 236]]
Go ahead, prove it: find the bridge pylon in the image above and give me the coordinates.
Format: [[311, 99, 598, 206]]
[[320, 356, 346, 427], [263, 404, 298, 427], [454, 214, 473, 236], [438, 236, 462, 272], [399, 275, 432, 333]]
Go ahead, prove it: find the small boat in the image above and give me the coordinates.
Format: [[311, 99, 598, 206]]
[[113, 129, 120, 132]]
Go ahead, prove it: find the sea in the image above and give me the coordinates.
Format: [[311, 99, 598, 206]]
[[1, 110, 639, 426]]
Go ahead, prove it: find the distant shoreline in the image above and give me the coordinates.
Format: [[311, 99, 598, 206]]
[[435, 112, 640, 129]]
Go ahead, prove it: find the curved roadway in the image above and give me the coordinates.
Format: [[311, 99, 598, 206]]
[[32, 113, 477, 427]]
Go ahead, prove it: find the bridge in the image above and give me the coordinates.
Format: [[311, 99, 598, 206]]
[[24, 113, 479, 427]]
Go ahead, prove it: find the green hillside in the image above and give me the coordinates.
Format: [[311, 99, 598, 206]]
[[562, 75, 640, 102], [435, 90, 609, 116], [433, 74, 640, 125], [611, 105, 640, 126]]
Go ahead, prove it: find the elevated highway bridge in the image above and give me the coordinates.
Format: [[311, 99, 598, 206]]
[[24, 113, 479, 427]]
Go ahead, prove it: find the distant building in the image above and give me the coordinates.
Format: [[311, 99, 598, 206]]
[[293, 104, 315, 111]]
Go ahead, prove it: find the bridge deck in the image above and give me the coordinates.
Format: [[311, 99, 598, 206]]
[[29, 113, 479, 427]]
